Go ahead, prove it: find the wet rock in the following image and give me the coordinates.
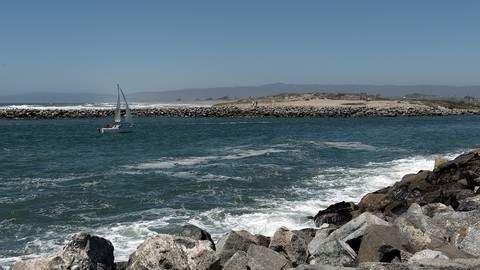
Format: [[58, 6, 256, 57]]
[[178, 224, 215, 250], [313, 201, 358, 226]]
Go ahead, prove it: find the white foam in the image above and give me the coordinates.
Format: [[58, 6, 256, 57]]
[[323, 141, 393, 152], [132, 148, 289, 170], [0, 102, 212, 111]]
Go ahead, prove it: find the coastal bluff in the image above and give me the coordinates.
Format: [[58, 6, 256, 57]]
[[10, 149, 480, 269], [1, 105, 480, 120]]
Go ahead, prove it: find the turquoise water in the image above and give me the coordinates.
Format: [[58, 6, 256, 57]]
[[1, 115, 480, 268]]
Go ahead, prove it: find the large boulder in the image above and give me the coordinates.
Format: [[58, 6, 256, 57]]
[[126, 234, 220, 270], [327, 212, 390, 242], [247, 244, 288, 270], [308, 237, 357, 267], [215, 230, 259, 266], [393, 204, 449, 251], [431, 209, 480, 246], [357, 225, 411, 263], [269, 227, 308, 267], [309, 212, 388, 267], [13, 232, 114, 270]]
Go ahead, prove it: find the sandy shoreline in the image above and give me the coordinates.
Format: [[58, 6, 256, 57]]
[[222, 98, 426, 109]]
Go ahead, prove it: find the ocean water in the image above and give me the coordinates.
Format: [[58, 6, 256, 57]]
[[1, 115, 480, 268]]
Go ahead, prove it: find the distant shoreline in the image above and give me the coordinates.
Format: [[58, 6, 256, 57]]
[[1, 102, 479, 120]]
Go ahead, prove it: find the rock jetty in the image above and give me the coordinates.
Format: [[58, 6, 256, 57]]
[[11, 149, 480, 270], [1, 105, 480, 120]]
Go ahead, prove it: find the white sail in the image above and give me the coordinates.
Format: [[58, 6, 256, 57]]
[[119, 86, 133, 124], [114, 84, 122, 123]]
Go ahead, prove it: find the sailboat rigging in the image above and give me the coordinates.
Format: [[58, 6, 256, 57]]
[[98, 84, 134, 133]]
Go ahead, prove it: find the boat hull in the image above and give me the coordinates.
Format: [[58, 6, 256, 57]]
[[98, 125, 133, 134]]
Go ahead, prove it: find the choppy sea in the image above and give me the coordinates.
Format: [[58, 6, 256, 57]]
[[1, 103, 480, 269]]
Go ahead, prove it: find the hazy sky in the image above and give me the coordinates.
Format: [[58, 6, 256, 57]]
[[1, 0, 479, 95]]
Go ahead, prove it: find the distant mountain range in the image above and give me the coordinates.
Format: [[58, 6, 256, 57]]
[[1, 83, 479, 103]]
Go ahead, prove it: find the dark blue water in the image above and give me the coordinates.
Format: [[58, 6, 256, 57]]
[[1, 115, 480, 268]]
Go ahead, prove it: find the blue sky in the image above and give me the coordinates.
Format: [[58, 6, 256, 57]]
[[1, 0, 479, 95]]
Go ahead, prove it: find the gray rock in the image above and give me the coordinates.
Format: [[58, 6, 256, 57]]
[[309, 212, 390, 267], [12, 231, 114, 270], [408, 249, 449, 262], [421, 203, 454, 217], [327, 212, 390, 242], [269, 227, 308, 267], [434, 245, 477, 259], [308, 237, 357, 267], [293, 228, 320, 246], [409, 258, 480, 269], [222, 251, 249, 270], [247, 244, 288, 270], [288, 264, 357, 269], [254, 233, 271, 247], [393, 203, 449, 251], [357, 225, 410, 263], [457, 195, 480, 211], [458, 221, 480, 256], [307, 228, 335, 256], [126, 233, 220, 270], [215, 230, 259, 266], [432, 209, 480, 246], [359, 259, 480, 270]]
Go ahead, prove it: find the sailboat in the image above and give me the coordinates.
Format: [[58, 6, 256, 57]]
[[98, 84, 134, 133]]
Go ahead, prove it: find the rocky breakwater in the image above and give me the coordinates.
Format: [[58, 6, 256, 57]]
[[10, 150, 480, 270], [1, 105, 480, 119]]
